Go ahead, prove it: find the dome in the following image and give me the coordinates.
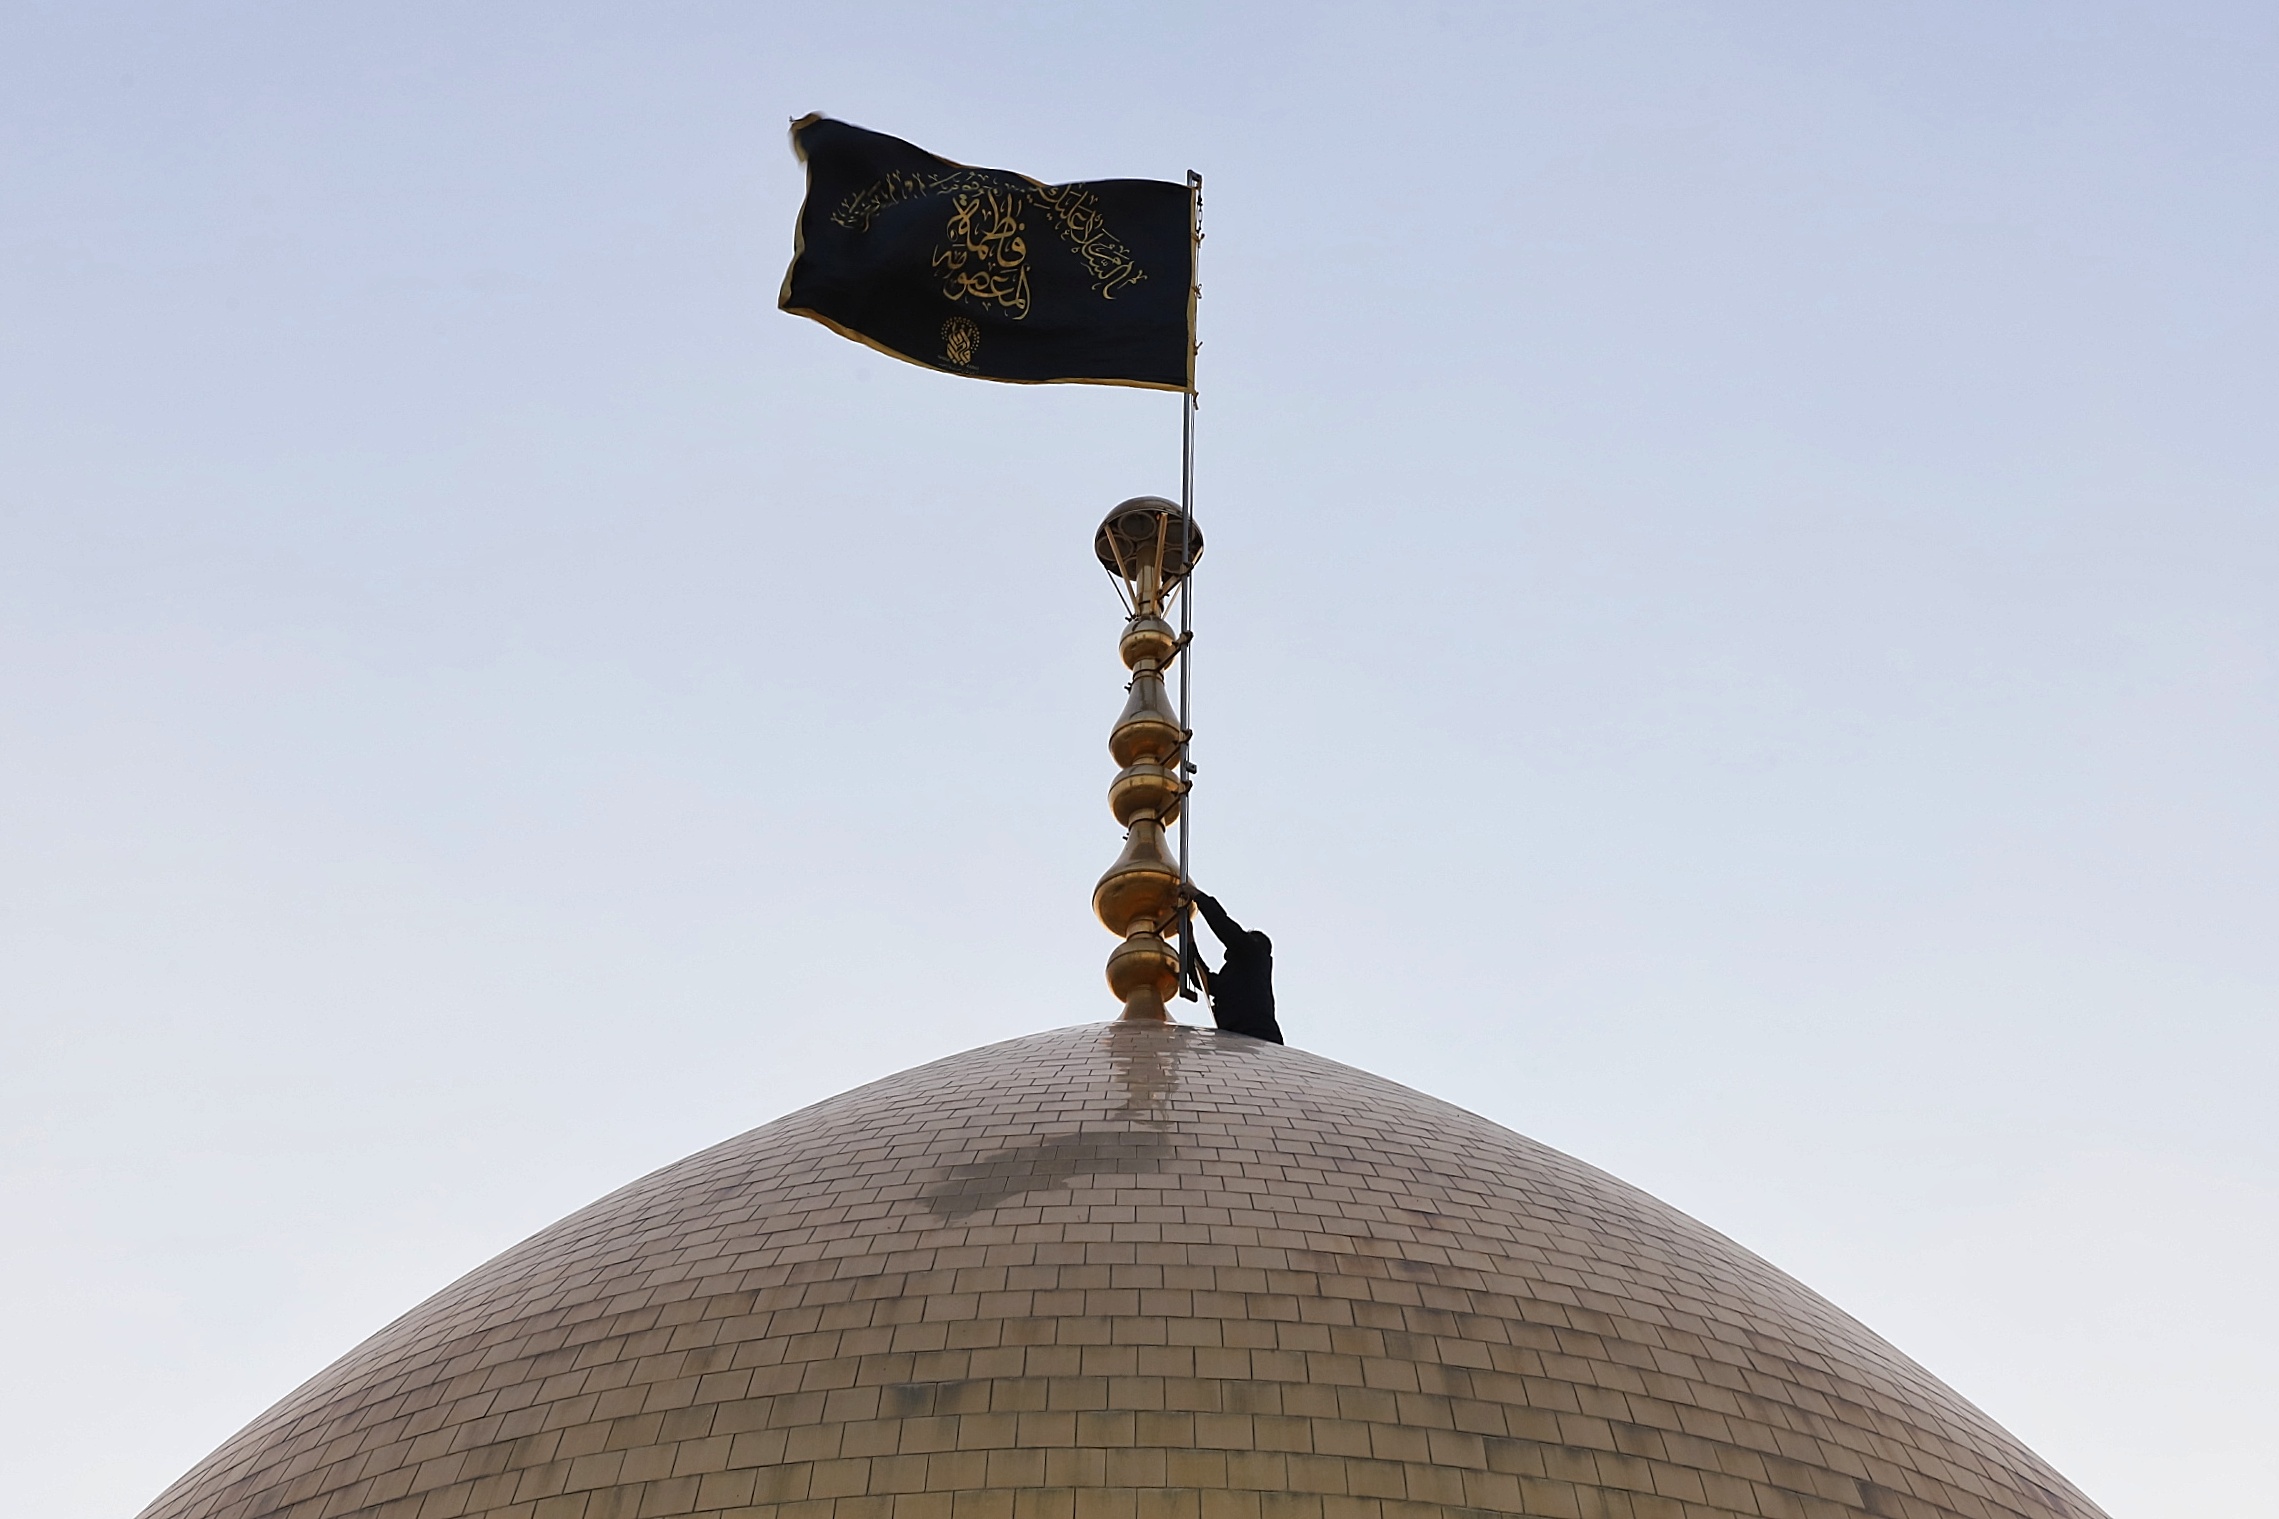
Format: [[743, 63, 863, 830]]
[[140, 1024, 2106, 1519]]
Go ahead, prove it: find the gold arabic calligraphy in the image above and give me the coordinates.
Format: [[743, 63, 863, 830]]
[[932, 186, 1031, 316], [832, 170, 1148, 317]]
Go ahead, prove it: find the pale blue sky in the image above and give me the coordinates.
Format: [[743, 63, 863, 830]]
[[3, 5, 2274, 1516]]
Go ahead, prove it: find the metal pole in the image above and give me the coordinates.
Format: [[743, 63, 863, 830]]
[[1178, 169, 1201, 1001]]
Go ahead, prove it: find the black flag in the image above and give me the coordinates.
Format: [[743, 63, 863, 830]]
[[779, 116, 1194, 392]]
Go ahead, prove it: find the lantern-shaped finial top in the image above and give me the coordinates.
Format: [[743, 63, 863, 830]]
[[1094, 497, 1204, 614]]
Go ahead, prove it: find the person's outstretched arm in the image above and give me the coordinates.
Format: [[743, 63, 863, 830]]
[[1191, 891, 1244, 946]]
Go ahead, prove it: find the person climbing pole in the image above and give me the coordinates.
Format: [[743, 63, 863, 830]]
[[1187, 890, 1284, 1044]]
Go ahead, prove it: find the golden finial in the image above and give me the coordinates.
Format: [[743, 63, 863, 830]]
[[1092, 497, 1202, 1021]]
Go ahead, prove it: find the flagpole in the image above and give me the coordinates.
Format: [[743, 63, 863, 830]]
[[1178, 169, 1201, 1001]]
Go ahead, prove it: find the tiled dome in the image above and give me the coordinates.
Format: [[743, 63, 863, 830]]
[[140, 1023, 2105, 1519]]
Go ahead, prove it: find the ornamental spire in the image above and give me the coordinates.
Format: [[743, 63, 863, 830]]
[[1091, 497, 1202, 1020]]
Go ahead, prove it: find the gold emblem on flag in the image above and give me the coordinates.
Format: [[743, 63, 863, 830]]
[[941, 316, 980, 367]]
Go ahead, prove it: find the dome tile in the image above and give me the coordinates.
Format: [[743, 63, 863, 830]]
[[140, 1025, 2104, 1519]]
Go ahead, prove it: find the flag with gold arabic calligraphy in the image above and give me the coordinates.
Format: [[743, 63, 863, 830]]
[[779, 116, 1195, 392]]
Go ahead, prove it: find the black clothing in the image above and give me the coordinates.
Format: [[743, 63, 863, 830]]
[[1192, 893, 1284, 1045]]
